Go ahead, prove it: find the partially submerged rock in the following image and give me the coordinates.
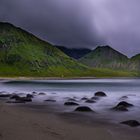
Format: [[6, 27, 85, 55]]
[[26, 94, 34, 98], [10, 95, 20, 99], [121, 120, 140, 127], [0, 94, 11, 98], [85, 99, 96, 103], [117, 101, 133, 107], [119, 96, 128, 100], [32, 92, 38, 96], [112, 101, 133, 111], [16, 97, 32, 102], [44, 99, 56, 102], [81, 97, 88, 100], [91, 96, 100, 100], [75, 106, 93, 112], [94, 91, 107, 97], [67, 98, 77, 102], [10, 94, 32, 102], [64, 102, 79, 106], [38, 92, 46, 95], [112, 105, 128, 111]]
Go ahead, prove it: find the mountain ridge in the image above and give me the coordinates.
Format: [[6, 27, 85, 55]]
[[0, 22, 138, 77], [79, 45, 130, 70], [0, 22, 91, 77], [55, 46, 91, 59]]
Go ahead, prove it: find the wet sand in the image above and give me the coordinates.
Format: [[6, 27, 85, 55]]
[[0, 102, 139, 140]]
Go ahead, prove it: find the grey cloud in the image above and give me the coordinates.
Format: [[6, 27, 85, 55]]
[[0, 0, 140, 56], [93, 0, 140, 56], [0, 0, 105, 48]]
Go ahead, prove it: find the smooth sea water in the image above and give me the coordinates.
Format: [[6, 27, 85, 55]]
[[1, 78, 140, 123]]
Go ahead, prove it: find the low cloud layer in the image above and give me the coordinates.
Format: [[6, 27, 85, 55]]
[[0, 0, 140, 56]]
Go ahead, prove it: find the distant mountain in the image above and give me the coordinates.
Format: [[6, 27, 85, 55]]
[[55, 46, 91, 59], [79, 45, 129, 70], [131, 54, 140, 61], [0, 22, 137, 77], [129, 54, 140, 71], [0, 22, 90, 77]]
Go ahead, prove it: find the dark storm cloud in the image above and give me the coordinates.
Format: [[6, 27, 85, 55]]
[[93, 0, 140, 56], [0, 0, 105, 48], [0, 0, 140, 56]]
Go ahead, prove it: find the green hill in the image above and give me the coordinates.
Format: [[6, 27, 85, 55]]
[[79, 46, 129, 70], [0, 22, 91, 77], [129, 54, 140, 71], [0, 22, 137, 77]]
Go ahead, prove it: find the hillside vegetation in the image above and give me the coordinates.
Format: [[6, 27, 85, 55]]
[[79, 45, 140, 73], [0, 22, 138, 77]]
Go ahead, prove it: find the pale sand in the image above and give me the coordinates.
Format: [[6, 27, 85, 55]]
[[0, 102, 139, 140]]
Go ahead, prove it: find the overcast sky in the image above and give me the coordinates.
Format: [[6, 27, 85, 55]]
[[0, 0, 140, 56]]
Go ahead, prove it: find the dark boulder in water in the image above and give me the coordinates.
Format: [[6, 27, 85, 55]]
[[85, 99, 96, 103], [18, 97, 32, 102], [67, 98, 77, 102], [116, 101, 133, 107], [0, 94, 11, 98], [10, 94, 32, 102], [112, 101, 133, 111], [26, 94, 34, 98], [38, 92, 46, 95], [44, 99, 56, 102], [14, 96, 32, 102], [81, 97, 89, 100], [64, 102, 79, 106], [112, 105, 128, 111], [10, 94, 20, 99], [94, 91, 107, 97], [75, 106, 93, 112], [121, 120, 140, 127], [119, 96, 128, 100], [32, 92, 38, 96], [91, 96, 100, 100]]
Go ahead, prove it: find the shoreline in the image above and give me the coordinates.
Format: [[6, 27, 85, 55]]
[[0, 102, 140, 140], [0, 78, 140, 139], [0, 76, 140, 81]]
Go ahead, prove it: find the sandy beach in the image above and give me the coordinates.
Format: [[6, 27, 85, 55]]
[[0, 102, 139, 140]]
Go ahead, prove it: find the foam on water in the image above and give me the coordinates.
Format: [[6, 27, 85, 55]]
[[1, 78, 140, 123]]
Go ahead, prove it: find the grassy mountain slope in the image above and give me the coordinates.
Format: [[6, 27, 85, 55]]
[[129, 54, 140, 71], [0, 22, 92, 77], [0, 22, 137, 77], [79, 46, 130, 70]]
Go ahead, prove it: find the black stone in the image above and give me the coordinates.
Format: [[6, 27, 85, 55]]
[[67, 98, 77, 102], [91, 96, 100, 100], [10, 95, 20, 99], [0, 94, 11, 98], [16, 97, 32, 102], [119, 96, 128, 100], [44, 99, 56, 102], [26, 94, 34, 98], [117, 101, 133, 107], [75, 106, 93, 112], [38, 92, 46, 95], [121, 120, 140, 127], [85, 99, 96, 103], [64, 102, 79, 106], [81, 97, 89, 100], [94, 91, 107, 97], [112, 105, 128, 111]]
